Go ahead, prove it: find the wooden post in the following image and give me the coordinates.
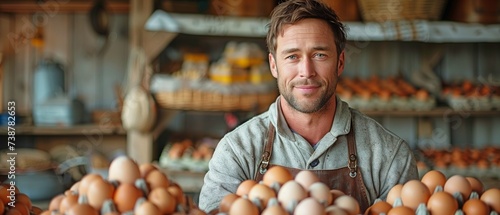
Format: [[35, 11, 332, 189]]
[[126, 0, 177, 164]]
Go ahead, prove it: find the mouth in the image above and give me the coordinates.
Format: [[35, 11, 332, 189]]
[[294, 84, 320, 94]]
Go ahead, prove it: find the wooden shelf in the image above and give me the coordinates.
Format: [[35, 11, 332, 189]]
[[145, 10, 500, 42], [361, 107, 500, 117], [0, 124, 126, 135], [0, 0, 130, 14]]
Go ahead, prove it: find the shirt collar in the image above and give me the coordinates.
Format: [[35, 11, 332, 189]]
[[270, 96, 352, 141]]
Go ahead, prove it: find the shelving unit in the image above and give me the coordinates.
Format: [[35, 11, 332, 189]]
[[0, 124, 126, 136], [144, 11, 500, 186], [145, 10, 500, 42]]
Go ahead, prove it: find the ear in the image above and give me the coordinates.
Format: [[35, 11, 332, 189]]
[[269, 53, 278, 78], [337, 51, 345, 77]]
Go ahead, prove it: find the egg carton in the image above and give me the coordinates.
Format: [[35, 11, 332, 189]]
[[446, 95, 495, 111], [370, 187, 499, 215], [343, 95, 436, 111], [432, 166, 500, 179]]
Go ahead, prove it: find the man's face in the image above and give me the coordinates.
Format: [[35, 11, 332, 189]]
[[269, 18, 345, 113]]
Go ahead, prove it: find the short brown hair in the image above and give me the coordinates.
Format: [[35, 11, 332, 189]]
[[266, 0, 347, 57]]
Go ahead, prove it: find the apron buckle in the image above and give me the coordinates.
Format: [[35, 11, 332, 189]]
[[348, 154, 357, 178], [259, 160, 269, 174], [259, 151, 271, 174]]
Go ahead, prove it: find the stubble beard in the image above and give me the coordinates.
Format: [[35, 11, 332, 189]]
[[277, 68, 338, 114]]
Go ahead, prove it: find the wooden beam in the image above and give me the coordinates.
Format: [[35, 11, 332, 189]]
[[0, 1, 130, 14], [126, 0, 155, 164]]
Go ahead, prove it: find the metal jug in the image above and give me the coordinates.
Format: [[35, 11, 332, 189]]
[[33, 59, 65, 105]]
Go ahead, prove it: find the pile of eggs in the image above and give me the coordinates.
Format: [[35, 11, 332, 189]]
[[217, 166, 361, 215], [365, 170, 500, 215], [41, 156, 206, 215], [0, 184, 43, 215]]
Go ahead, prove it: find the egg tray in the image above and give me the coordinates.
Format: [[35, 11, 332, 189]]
[[371, 186, 499, 215], [158, 143, 210, 173], [446, 95, 500, 111], [340, 95, 436, 111]]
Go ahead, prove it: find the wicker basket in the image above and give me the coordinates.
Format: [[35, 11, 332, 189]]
[[155, 89, 278, 112], [357, 0, 448, 22]]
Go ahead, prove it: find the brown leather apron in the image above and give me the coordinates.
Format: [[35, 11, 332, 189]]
[[254, 122, 371, 212]]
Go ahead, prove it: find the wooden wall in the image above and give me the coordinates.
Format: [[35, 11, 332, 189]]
[[0, 13, 129, 116]]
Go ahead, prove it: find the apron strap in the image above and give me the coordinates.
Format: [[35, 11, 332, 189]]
[[256, 121, 275, 178], [347, 119, 358, 178]]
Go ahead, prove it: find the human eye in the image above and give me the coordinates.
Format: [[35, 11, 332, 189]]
[[314, 53, 327, 59], [285, 55, 298, 60]]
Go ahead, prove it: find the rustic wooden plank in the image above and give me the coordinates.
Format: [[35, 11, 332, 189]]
[[441, 43, 475, 83], [12, 14, 36, 115], [72, 14, 100, 111], [100, 14, 129, 110], [0, 1, 130, 14], [0, 15, 9, 112]]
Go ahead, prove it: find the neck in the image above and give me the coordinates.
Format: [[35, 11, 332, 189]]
[[281, 96, 337, 145]]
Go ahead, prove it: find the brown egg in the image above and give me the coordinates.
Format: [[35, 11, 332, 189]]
[[229, 198, 259, 215], [262, 204, 288, 215], [11, 202, 30, 215], [59, 191, 79, 214], [427, 191, 458, 215], [87, 178, 115, 210], [325, 205, 349, 215], [334, 195, 360, 215], [386, 184, 403, 206], [420, 170, 447, 194], [387, 206, 414, 215], [108, 156, 141, 184], [480, 188, 500, 213], [248, 183, 276, 208], [444, 175, 472, 200], [188, 208, 208, 215], [49, 194, 65, 211], [294, 197, 325, 215], [139, 163, 158, 178], [70, 181, 81, 193], [30, 206, 43, 215], [294, 170, 320, 190], [146, 169, 170, 190], [364, 200, 392, 215], [134, 200, 161, 215], [0, 185, 10, 204], [236, 180, 258, 196], [219, 194, 239, 213], [148, 187, 176, 214], [113, 183, 143, 213], [167, 183, 186, 206], [278, 181, 307, 210], [78, 174, 103, 196], [463, 198, 490, 215], [16, 193, 32, 211], [400, 180, 431, 210], [466, 177, 484, 195], [309, 182, 333, 206], [6, 208, 25, 215], [66, 204, 99, 215], [330, 189, 345, 202], [263, 166, 293, 187]]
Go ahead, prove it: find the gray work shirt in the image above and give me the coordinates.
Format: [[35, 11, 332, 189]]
[[198, 96, 418, 212]]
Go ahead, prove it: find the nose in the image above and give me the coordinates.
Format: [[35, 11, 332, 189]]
[[298, 57, 316, 78]]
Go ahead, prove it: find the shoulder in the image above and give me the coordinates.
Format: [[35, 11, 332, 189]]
[[350, 108, 407, 148], [219, 111, 270, 149]]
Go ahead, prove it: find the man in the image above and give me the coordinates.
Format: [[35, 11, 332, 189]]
[[198, 0, 418, 213]]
